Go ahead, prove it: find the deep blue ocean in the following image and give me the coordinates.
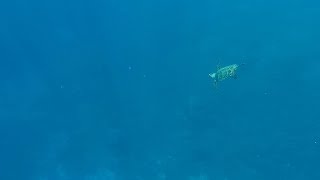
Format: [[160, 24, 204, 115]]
[[1, 0, 320, 179]]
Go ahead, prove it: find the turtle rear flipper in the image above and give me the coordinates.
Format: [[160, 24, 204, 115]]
[[233, 74, 238, 79], [239, 63, 246, 67]]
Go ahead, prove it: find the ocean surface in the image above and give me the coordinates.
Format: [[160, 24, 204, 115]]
[[1, 0, 320, 179]]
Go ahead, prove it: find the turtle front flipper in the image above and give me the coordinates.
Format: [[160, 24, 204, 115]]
[[213, 80, 218, 88], [216, 58, 221, 70]]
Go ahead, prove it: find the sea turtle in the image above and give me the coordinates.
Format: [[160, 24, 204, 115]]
[[209, 63, 244, 87]]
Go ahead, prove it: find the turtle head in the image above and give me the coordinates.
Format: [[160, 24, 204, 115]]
[[209, 73, 216, 79]]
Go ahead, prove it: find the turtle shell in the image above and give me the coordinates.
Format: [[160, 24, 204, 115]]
[[215, 64, 238, 82]]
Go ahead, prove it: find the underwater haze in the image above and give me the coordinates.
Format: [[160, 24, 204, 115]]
[[1, 0, 320, 179]]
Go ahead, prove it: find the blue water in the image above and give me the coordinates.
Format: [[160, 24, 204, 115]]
[[1, 0, 320, 179]]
